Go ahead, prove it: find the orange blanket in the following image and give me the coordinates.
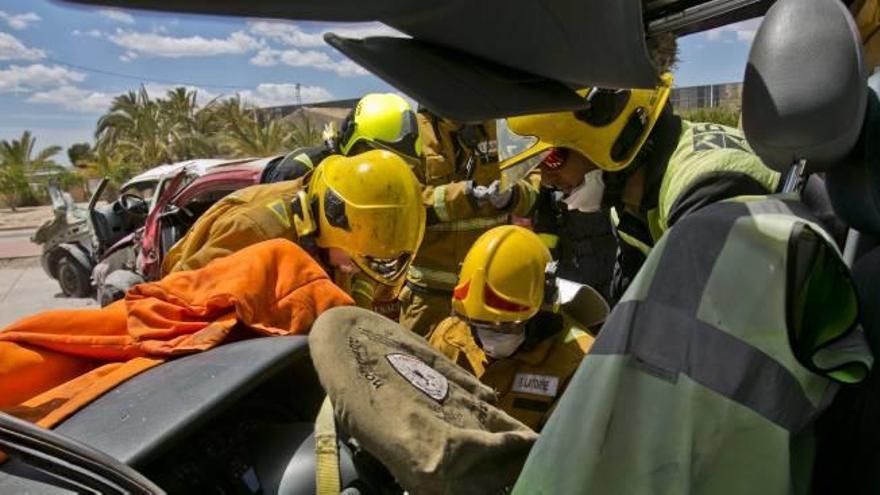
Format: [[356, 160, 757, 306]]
[[0, 238, 353, 428]]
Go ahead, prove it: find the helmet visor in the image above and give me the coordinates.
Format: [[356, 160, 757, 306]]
[[350, 110, 422, 163], [497, 118, 549, 191]]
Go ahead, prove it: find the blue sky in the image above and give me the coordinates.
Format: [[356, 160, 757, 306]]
[[0, 0, 761, 164]]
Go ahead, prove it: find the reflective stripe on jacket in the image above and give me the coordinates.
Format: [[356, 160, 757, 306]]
[[618, 120, 779, 249], [406, 112, 538, 292], [428, 313, 594, 431], [612, 119, 780, 300], [163, 179, 304, 274], [514, 196, 872, 495]]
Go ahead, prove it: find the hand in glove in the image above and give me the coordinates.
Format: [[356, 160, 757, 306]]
[[466, 180, 513, 210]]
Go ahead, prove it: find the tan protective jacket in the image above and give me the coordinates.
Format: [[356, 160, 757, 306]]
[[163, 179, 304, 274], [428, 314, 594, 430], [408, 113, 539, 291]]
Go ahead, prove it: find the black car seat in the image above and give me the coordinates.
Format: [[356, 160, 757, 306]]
[[742, 0, 880, 491]]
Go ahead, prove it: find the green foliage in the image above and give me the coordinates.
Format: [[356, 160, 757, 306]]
[[678, 106, 741, 128], [0, 131, 61, 210], [83, 148, 136, 191], [95, 85, 317, 171], [3, 86, 320, 207], [67, 142, 93, 168]]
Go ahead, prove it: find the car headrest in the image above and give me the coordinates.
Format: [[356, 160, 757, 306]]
[[742, 0, 866, 173], [826, 73, 880, 232]]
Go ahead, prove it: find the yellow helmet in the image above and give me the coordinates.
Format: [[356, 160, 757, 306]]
[[308, 149, 426, 288], [338, 93, 423, 162], [452, 225, 551, 323], [498, 74, 673, 188]]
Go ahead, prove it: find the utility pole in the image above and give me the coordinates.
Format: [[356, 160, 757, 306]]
[[295, 83, 302, 108]]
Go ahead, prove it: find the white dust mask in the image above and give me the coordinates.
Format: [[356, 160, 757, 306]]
[[475, 327, 526, 359], [562, 169, 605, 213]]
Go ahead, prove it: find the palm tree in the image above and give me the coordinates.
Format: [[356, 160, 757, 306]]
[[288, 115, 322, 149], [216, 96, 290, 157], [95, 87, 171, 171], [162, 88, 224, 160], [0, 131, 61, 211], [82, 148, 135, 195]]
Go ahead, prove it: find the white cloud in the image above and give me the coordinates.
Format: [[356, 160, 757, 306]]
[[19, 77, 332, 114], [249, 47, 367, 77], [0, 11, 41, 30], [27, 85, 115, 113], [247, 21, 403, 48], [250, 48, 280, 66], [73, 29, 103, 38], [705, 18, 761, 44], [108, 29, 262, 58], [236, 83, 332, 107], [0, 64, 85, 92], [99, 9, 135, 25], [119, 51, 138, 62], [26, 82, 223, 114], [0, 32, 45, 60], [330, 58, 369, 77]]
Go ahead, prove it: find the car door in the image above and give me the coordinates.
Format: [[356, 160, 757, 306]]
[[137, 171, 189, 281]]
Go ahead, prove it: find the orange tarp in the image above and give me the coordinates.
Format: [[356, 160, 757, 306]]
[[0, 239, 353, 428]]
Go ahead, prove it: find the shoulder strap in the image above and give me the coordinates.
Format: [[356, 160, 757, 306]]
[[315, 397, 340, 495]]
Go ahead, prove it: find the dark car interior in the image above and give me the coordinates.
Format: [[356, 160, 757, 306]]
[[157, 185, 258, 264], [0, 337, 390, 494], [89, 179, 151, 255]]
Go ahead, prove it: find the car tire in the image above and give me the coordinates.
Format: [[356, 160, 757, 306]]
[[57, 256, 92, 297]]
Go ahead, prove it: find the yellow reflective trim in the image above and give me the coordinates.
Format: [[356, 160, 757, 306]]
[[265, 199, 291, 228], [564, 326, 589, 344], [293, 153, 314, 170], [315, 398, 340, 495], [538, 233, 559, 249], [617, 229, 651, 256], [427, 213, 509, 232], [647, 207, 663, 242], [433, 185, 451, 222], [609, 206, 621, 227], [611, 206, 650, 255], [408, 265, 459, 286]]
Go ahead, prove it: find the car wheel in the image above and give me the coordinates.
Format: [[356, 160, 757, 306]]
[[57, 257, 92, 297]]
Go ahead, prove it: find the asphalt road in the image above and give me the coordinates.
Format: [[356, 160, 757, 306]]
[[0, 228, 41, 259], [0, 257, 96, 327]]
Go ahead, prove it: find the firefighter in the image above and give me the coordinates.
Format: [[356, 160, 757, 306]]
[[498, 73, 780, 299], [262, 92, 422, 183], [163, 149, 425, 309], [399, 109, 539, 336], [530, 149, 618, 300], [427, 225, 607, 431], [499, 76, 872, 492]]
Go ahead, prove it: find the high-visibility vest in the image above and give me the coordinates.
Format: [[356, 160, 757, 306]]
[[616, 120, 780, 247], [514, 195, 872, 495]]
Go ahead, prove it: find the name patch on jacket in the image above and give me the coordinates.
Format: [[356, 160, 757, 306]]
[[512, 373, 559, 397]]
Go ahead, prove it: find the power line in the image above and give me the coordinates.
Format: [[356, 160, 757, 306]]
[[43, 56, 252, 91]]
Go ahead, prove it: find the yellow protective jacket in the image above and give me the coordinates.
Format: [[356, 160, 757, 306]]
[[428, 314, 594, 431], [163, 179, 304, 274], [856, 0, 880, 69], [408, 112, 539, 291]]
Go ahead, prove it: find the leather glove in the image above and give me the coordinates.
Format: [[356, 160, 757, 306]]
[[466, 180, 513, 210]]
